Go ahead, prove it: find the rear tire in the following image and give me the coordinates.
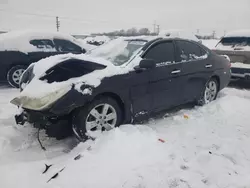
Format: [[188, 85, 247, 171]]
[[197, 78, 219, 105], [72, 97, 123, 141], [7, 65, 27, 88]]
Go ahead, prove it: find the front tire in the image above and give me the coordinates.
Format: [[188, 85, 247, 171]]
[[7, 65, 27, 88], [198, 78, 219, 105], [72, 97, 123, 141]]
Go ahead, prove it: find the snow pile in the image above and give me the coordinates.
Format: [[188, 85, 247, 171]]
[[82, 35, 111, 45], [75, 38, 98, 51], [1, 87, 250, 188], [225, 30, 250, 37], [52, 125, 173, 188], [159, 29, 200, 42], [0, 30, 87, 53]]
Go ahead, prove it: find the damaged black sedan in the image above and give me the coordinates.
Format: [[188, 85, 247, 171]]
[[11, 37, 231, 140]]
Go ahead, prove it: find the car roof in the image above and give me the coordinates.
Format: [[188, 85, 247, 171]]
[[224, 30, 250, 38], [0, 30, 76, 41], [0, 30, 80, 53]]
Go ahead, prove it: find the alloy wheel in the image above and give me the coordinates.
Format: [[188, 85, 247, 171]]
[[85, 103, 117, 132], [12, 69, 25, 85], [204, 80, 217, 104]]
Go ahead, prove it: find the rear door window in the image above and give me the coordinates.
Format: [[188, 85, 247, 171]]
[[30, 39, 55, 50], [53, 39, 82, 52], [175, 40, 207, 62]]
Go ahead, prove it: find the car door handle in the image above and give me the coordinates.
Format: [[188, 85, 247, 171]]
[[205, 64, 212, 68], [171, 70, 181, 74]]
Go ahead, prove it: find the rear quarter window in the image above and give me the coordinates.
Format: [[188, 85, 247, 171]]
[[30, 39, 55, 50]]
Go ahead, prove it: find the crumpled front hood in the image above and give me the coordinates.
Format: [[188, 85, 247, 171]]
[[31, 53, 113, 79], [10, 53, 115, 110], [11, 53, 131, 111]]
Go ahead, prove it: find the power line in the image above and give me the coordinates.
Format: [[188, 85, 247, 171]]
[[0, 8, 152, 27], [0, 8, 55, 18]]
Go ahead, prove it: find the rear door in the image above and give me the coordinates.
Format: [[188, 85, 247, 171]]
[[53, 39, 83, 54], [175, 40, 213, 103], [28, 39, 58, 63], [143, 40, 184, 111]]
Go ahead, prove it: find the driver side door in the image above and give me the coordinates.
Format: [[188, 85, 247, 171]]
[[142, 41, 184, 111]]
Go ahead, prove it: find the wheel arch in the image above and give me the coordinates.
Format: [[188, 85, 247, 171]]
[[210, 75, 220, 91], [6, 63, 28, 77], [93, 91, 129, 123]]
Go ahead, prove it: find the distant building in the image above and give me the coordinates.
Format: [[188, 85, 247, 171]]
[[0, 31, 7, 34]]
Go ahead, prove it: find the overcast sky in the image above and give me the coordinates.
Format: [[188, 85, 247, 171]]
[[0, 0, 250, 36]]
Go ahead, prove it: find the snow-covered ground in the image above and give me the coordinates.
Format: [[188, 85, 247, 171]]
[[1, 85, 250, 188]]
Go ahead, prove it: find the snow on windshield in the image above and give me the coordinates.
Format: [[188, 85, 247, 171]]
[[88, 38, 147, 66]]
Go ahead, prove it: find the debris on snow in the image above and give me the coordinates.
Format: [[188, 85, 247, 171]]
[[42, 164, 53, 174], [158, 138, 165, 143]]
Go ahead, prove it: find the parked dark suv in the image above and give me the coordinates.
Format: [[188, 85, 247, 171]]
[[0, 31, 87, 87]]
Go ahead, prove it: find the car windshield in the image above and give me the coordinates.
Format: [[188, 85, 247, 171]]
[[87, 38, 148, 66], [220, 37, 250, 47]]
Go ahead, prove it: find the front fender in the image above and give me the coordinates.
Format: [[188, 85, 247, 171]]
[[49, 84, 95, 115]]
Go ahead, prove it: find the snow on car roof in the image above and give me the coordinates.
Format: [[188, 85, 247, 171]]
[[158, 29, 200, 42], [81, 35, 111, 43], [225, 30, 250, 38], [0, 30, 84, 53]]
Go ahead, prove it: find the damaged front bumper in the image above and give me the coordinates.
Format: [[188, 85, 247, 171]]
[[12, 85, 93, 138], [15, 109, 73, 139], [15, 109, 56, 126]]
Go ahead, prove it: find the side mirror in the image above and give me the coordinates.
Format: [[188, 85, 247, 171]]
[[134, 59, 156, 71]]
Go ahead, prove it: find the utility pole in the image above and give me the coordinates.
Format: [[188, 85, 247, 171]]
[[223, 30, 226, 36], [56, 16, 60, 32], [156, 24, 160, 35], [196, 29, 200, 35], [212, 30, 216, 39], [153, 20, 156, 34]]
